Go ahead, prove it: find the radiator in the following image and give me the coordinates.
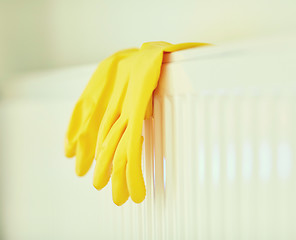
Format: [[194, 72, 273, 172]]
[[0, 35, 295, 240], [122, 35, 296, 240]]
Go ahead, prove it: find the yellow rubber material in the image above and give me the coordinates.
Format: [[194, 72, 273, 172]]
[[65, 42, 210, 205]]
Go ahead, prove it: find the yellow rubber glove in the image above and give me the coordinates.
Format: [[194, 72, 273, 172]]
[[65, 48, 138, 176], [93, 42, 210, 205]]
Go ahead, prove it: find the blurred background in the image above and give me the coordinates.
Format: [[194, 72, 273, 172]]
[[0, 0, 296, 240], [0, 0, 296, 84]]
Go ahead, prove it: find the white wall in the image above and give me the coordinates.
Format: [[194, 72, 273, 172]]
[[1, 0, 296, 83]]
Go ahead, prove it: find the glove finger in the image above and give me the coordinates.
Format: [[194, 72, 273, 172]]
[[96, 58, 132, 154], [93, 116, 128, 190], [111, 131, 129, 206], [65, 99, 95, 157], [64, 57, 114, 157], [127, 136, 146, 203], [75, 130, 97, 176], [66, 80, 114, 173], [74, 88, 116, 175], [65, 49, 137, 159]]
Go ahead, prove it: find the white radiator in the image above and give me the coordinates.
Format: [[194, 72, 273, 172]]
[[0, 35, 295, 240]]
